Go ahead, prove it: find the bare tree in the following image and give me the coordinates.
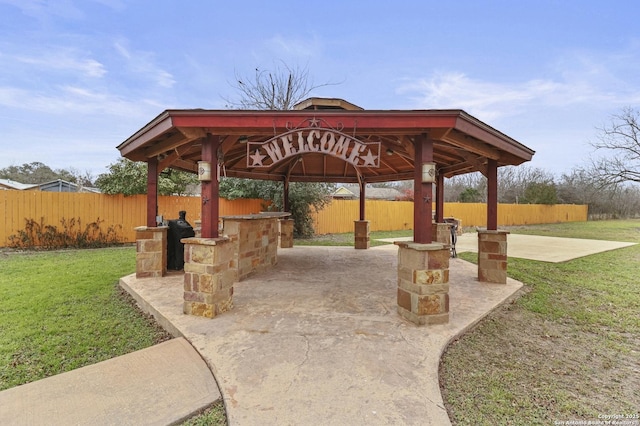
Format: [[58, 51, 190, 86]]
[[558, 166, 640, 218], [498, 166, 556, 204], [444, 172, 486, 202], [445, 166, 556, 204], [591, 107, 640, 185], [224, 62, 336, 110], [221, 62, 338, 236]]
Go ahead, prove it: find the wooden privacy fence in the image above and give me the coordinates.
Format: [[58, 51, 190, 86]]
[[0, 191, 267, 246], [0, 191, 587, 246], [311, 200, 588, 234]]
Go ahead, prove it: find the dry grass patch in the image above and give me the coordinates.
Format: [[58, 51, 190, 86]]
[[440, 220, 640, 425]]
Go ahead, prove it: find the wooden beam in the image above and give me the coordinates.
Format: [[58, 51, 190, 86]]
[[442, 130, 500, 160], [359, 179, 366, 221], [487, 159, 498, 230], [144, 127, 206, 159], [439, 163, 476, 178], [456, 150, 488, 176], [146, 157, 158, 227], [435, 172, 444, 223], [428, 128, 452, 141], [399, 135, 415, 159], [220, 135, 239, 155], [200, 134, 220, 238], [413, 133, 433, 244]]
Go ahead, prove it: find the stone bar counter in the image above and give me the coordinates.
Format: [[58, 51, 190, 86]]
[[220, 212, 292, 281], [182, 212, 291, 319]]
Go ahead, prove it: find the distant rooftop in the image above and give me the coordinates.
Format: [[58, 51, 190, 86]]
[[0, 178, 36, 190]]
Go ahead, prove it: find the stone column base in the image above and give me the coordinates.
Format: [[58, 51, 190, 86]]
[[432, 222, 452, 246], [280, 219, 294, 248], [477, 230, 509, 284], [182, 237, 235, 318], [395, 241, 450, 325], [354, 220, 370, 249], [135, 226, 167, 278]]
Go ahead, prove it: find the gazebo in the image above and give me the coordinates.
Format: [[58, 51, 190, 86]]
[[117, 97, 534, 325]]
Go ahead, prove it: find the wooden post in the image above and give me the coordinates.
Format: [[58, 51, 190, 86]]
[[283, 179, 290, 213], [359, 180, 366, 221], [487, 159, 498, 231], [413, 133, 434, 244], [201, 134, 220, 238], [435, 172, 444, 223], [146, 157, 158, 227]]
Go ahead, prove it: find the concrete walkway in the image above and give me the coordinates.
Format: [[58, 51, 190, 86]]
[[454, 233, 636, 262], [380, 233, 637, 262], [120, 245, 523, 425], [0, 338, 220, 426]]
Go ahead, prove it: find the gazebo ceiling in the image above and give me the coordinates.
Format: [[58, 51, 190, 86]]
[[117, 98, 534, 183]]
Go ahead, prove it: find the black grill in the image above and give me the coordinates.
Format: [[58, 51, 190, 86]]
[[167, 210, 195, 270]]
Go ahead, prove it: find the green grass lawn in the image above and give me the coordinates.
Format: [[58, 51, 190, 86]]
[[0, 246, 227, 425], [0, 247, 172, 391], [3, 221, 637, 425], [441, 220, 640, 425], [294, 229, 413, 246]]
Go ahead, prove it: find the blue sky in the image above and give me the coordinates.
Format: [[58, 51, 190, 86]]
[[1, 0, 639, 179]]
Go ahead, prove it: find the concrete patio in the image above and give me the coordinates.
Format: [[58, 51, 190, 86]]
[[121, 244, 523, 425]]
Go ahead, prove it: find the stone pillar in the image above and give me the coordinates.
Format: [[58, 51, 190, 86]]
[[280, 219, 294, 248], [431, 222, 452, 246], [354, 220, 370, 249], [477, 230, 509, 284], [182, 237, 235, 318], [395, 241, 450, 325], [135, 226, 167, 278]]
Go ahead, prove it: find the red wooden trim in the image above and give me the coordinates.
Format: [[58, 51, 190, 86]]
[[487, 159, 498, 230], [146, 157, 158, 227], [435, 172, 444, 223], [200, 134, 220, 238], [170, 112, 459, 132], [359, 182, 366, 221], [413, 134, 433, 243], [283, 179, 290, 213], [118, 114, 173, 157]]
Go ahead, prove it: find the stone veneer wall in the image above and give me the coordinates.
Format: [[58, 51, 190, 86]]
[[395, 242, 450, 325], [222, 217, 279, 281], [135, 226, 167, 278], [182, 237, 235, 318], [477, 230, 509, 284]]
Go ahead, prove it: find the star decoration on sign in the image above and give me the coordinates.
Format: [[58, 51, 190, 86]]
[[249, 149, 266, 166], [307, 117, 320, 127], [361, 149, 378, 167]]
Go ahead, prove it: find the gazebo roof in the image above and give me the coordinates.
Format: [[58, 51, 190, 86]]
[[117, 98, 534, 183]]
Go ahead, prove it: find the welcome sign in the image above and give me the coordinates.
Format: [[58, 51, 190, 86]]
[[247, 127, 380, 169]]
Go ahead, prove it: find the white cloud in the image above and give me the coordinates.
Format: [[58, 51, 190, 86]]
[[14, 51, 106, 78], [397, 71, 618, 122], [398, 46, 640, 122], [264, 34, 322, 59], [0, 84, 158, 119], [113, 39, 175, 88], [0, 0, 84, 21]]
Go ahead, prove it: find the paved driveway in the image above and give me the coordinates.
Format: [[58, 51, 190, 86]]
[[453, 233, 636, 262]]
